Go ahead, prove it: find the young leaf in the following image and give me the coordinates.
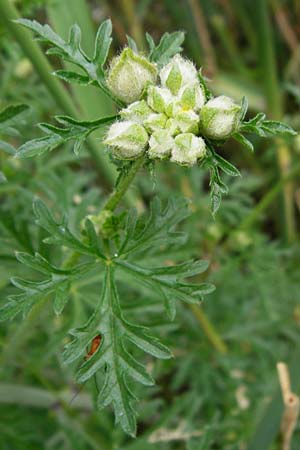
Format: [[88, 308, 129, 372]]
[[93, 19, 113, 69], [17, 114, 117, 159], [149, 31, 185, 66], [53, 70, 91, 86], [233, 132, 254, 152]]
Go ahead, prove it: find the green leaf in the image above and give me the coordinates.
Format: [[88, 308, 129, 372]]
[[33, 198, 97, 256], [16, 19, 123, 106], [0, 104, 29, 125], [149, 31, 185, 66], [198, 69, 213, 100], [233, 132, 254, 152], [260, 120, 297, 137], [53, 280, 70, 315], [239, 96, 248, 121], [213, 153, 241, 177], [93, 19, 113, 68], [17, 114, 117, 159], [63, 265, 169, 436], [0, 171, 7, 183], [53, 70, 91, 85], [117, 197, 189, 257], [126, 35, 138, 53]]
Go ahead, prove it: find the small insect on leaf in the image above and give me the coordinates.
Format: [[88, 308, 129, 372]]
[[85, 335, 102, 360]]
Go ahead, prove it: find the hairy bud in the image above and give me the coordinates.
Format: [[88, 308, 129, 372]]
[[104, 121, 148, 159], [159, 55, 198, 94], [171, 133, 206, 166], [200, 95, 241, 139], [147, 86, 173, 115], [120, 100, 152, 123], [107, 48, 157, 104], [148, 130, 174, 159]]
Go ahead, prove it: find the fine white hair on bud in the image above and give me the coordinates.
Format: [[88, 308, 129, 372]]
[[159, 55, 198, 94], [147, 86, 174, 115], [171, 133, 206, 166], [173, 109, 199, 134], [104, 121, 148, 159], [144, 113, 168, 133], [178, 83, 206, 111], [107, 48, 157, 104], [120, 100, 152, 123], [200, 95, 241, 139], [148, 130, 174, 159]]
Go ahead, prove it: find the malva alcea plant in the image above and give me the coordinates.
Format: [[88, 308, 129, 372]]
[[0, 19, 296, 436]]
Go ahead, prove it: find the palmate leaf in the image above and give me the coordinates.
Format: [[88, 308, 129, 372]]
[[2, 196, 214, 435], [16, 18, 123, 106], [117, 197, 190, 258], [147, 31, 185, 66], [0, 254, 96, 320], [239, 113, 297, 138], [115, 260, 214, 320], [17, 114, 117, 159], [63, 265, 171, 436]]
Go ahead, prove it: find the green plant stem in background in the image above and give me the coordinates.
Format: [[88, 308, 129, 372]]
[[119, 0, 145, 49], [255, 0, 296, 243], [189, 304, 228, 354], [187, 0, 217, 76], [0, 0, 117, 186], [239, 161, 300, 230]]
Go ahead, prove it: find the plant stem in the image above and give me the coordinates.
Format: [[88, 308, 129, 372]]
[[255, 0, 296, 243], [239, 162, 300, 230], [0, 0, 116, 186], [101, 157, 144, 213], [189, 304, 228, 354]]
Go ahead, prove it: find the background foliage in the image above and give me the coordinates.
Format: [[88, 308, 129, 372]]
[[0, 0, 300, 449]]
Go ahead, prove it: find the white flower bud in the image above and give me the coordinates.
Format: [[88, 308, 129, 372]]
[[147, 86, 173, 114], [120, 100, 152, 123], [178, 83, 205, 111], [144, 113, 167, 132], [160, 55, 198, 94], [148, 130, 174, 159], [173, 109, 199, 134], [104, 121, 148, 159], [171, 133, 206, 166], [165, 118, 180, 136], [200, 95, 241, 139], [107, 48, 157, 104]]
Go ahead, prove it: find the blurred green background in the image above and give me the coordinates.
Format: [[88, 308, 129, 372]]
[[0, 0, 300, 449]]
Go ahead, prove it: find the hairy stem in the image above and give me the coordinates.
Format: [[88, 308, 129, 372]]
[[101, 156, 144, 213]]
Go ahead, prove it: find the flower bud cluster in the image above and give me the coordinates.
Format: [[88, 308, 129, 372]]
[[105, 49, 241, 166]]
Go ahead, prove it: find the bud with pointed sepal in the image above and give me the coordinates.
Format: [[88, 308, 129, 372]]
[[107, 48, 157, 104], [148, 130, 174, 159], [171, 133, 206, 166], [120, 100, 152, 123], [104, 121, 148, 159], [200, 96, 241, 139], [147, 86, 173, 115], [159, 55, 198, 95]]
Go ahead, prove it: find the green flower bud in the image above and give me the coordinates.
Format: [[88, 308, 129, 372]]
[[165, 118, 180, 136], [144, 113, 167, 132], [148, 130, 174, 159], [104, 121, 148, 159], [173, 109, 199, 134], [147, 86, 173, 114], [107, 48, 157, 104], [160, 55, 198, 94], [200, 95, 241, 139], [178, 83, 205, 111], [120, 100, 152, 123], [171, 133, 206, 166]]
